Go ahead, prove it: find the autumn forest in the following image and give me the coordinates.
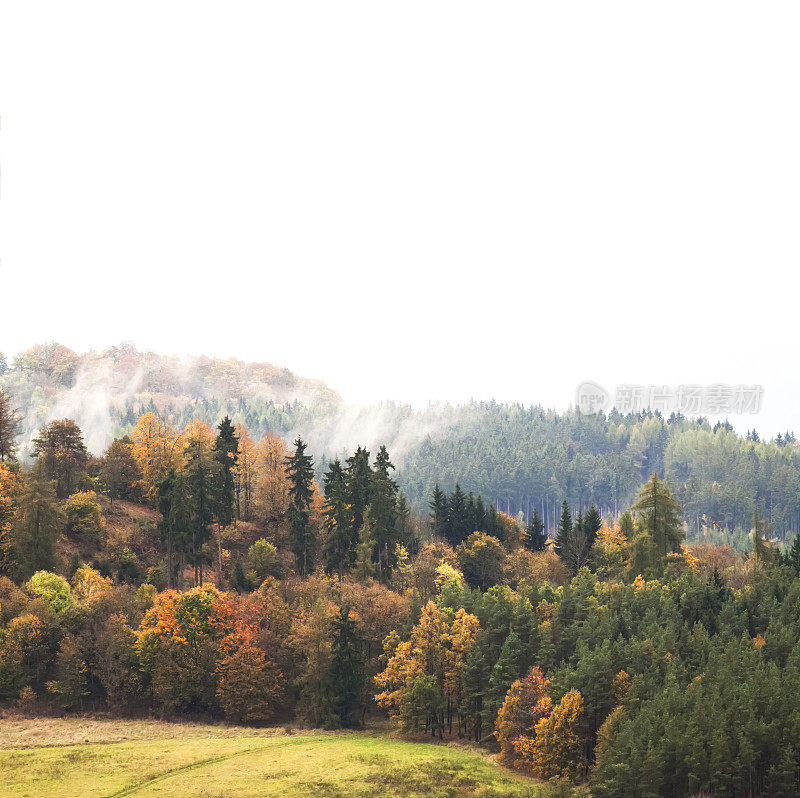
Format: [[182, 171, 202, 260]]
[[2, 345, 800, 796]]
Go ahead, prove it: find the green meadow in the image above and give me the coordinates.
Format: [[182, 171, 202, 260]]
[[0, 718, 563, 798]]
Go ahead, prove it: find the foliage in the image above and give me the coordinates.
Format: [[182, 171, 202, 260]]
[[64, 490, 105, 543], [25, 570, 74, 612]]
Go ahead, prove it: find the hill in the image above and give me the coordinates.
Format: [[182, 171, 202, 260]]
[[3, 342, 800, 543]]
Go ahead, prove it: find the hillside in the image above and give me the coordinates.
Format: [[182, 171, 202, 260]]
[[3, 342, 800, 543]]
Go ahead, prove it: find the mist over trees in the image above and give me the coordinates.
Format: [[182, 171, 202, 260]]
[[3, 343, 799, 549]]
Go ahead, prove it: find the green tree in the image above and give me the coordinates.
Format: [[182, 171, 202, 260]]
[[485, 630, 527, 736], [430, 484, 449, 540], [213, 416, 239, 584], [33, 419, 89, 498], [583, 504, 602, 547], [370, 446, 398, 580], [345, 447, 372, 545], [524, 508, 547, 551], [100, 436, 140, 507], [554, 501, 572, 559], [324, 606, 366, 728], [322, 459, 351, 578], [12, 462, 62, 576], [631, 473, 684, 556], [285, 437, 316, 576]]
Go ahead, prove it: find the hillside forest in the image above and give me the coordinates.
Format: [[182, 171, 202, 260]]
[[3, 376, 800, 796], [2, 343, 800, 550]]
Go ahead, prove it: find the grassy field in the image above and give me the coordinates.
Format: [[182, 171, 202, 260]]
[[0, 717, 564, 798]]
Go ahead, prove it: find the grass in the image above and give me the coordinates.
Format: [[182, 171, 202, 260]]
[[0, 717, 563, 798]]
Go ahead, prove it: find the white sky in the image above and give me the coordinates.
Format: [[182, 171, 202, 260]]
[[1, 2, 799, 436]]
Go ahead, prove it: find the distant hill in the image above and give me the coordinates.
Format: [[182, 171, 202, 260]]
[[0, 341, 341, 454]]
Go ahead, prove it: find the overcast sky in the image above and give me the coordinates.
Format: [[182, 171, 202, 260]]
[[1, 2, 798, 435]]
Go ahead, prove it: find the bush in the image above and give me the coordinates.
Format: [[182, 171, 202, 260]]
[[64, 490, 104, 544]]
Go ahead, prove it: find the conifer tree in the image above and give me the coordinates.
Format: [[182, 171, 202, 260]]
[[583, 504, 602, 548], [370, 446, 399, 579], [430, 483, 449, 539], [485, 630, 526, 735], [462, 631, 491, 741], [524, 508, 547, 551], [185, 438, 217, 586], [448, 483, 469, 545], [345, 447, 372, 547], [324, 606, 366, 728], [213, 416, 238, 585], [285, 437, 316, 577], [554, 500, 572, 559], [12, 460, 62, 576], [322, 459, 350, 578], [631, 473, 684, 556]]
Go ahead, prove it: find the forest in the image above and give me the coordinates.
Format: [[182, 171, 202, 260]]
[[3, 375, 800, 797], [2, 342, 800, 548]]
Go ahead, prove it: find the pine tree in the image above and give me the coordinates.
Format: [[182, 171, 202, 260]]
[[462, 631, 492, 741], [32, 419, 89, 498], [345, 447, 372, 549], [12, 460, 62, 576], [524, 508, 547, 551], [448, 484, 469, 545], [554, 500, 572, 559], [213, 416, 238, 586], [185, 439, 217, 586], [322, 459, 350, 578], [785, 534, 800, 573], [370, 446, 398, 580], [285, 437, 316, 577], [583, 504, 602, 548], [485, 630, 526, 736], [632, 473, 684, 556], [324, 606, 366, 728], [429, 484, 449, 539]]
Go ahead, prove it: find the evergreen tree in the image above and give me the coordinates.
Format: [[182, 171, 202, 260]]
[[785, 534, 800, 573], [185, 439, 217, 586], [448, 483, 469, 545], [32, 419, 88, 498], [324, 606, 366, 728], [285, 437, 316, 577], [322, 459, 351, 577], [345, 447, 372, 548], [631, 473, 684, 556], [524, 508, 547, 551], [370, 446, 399, 580], [554, 500, 572, 559], [485, 630, 526, 735], [213, 416, 238, 585], [462, 631, 491, 741], [213, 416, 238, 526], [12, 460, 62, 576], [583, 504, 602, 547], [429, 483, 449, 539]]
